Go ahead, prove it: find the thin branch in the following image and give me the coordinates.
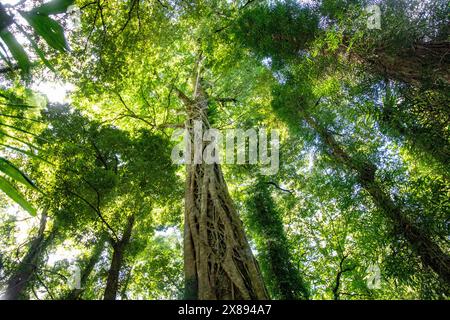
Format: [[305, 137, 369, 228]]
[[117, 0, 137, 34], [240, 0, 259, 10], [173, 86, 193, 106], [115, 92, 156, 128], [79, 1, 97, 11], [90, 139, 108, 170], [65, 188, 119, 242], [35, 274, 55, 300], [31, 285, 41, 300], [266, 181, 294, 194]]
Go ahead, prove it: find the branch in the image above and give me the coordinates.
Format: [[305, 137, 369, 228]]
[[266, 181, 294, 194], [35, 274, 55, 300], [332, 254, 354, 300], [79, 1, 97, 11], [97, 0, 107, 36], [173, 86, 193, 106], [115, 92, 156, 128], [117, 0, 137, 34], [240, 0, 259, 10], [65, 188, 119, 242], [91, 140, 108, 170]]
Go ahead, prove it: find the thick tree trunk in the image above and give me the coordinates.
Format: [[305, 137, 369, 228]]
[[335, 38, 450, 89], [3, 208, 49, 300], [65, 235, 106, 300], [103, 215, 135, 300], [178, 74, 268, 300], [364, 41, 450, 88], [303, 112, 450, 286]]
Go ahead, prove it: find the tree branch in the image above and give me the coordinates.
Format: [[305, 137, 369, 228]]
[[173, 86, 193, 106], [266, 181, 294, 194], [65, 188, 119, 242]]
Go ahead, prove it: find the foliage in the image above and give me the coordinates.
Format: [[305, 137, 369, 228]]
[[0, 0, 448, 300]]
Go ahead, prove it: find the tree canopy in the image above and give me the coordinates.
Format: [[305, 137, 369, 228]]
[[0, 0, 448, 300]]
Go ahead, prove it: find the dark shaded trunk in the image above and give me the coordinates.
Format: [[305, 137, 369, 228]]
[[3, 208, 49, 300], [361, 41, 450, 89], [247, 178, 309, 300], [303, 112, 450, 286], [328, 37, 450, 89], [65, 235, 106, 300], [177, 71, 268, 300], [103, 215, 135, 300]]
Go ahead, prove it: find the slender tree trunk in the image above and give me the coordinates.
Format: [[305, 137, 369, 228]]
[[247, 177, 309, 299], [177, 70, 268, 300], [103, 215, 135, 300], [3, 208, 49, 300], [65, 235, 106, 300], [303, 112, 450, 286]]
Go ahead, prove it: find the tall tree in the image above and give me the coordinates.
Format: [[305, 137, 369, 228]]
[[236, 0, 450, 88], [176, 65, 267, 299], [245, 176, 309, 299], [272, 80, 450, 287], [3, 206, 52, 299], [104, 214, 135, 300]]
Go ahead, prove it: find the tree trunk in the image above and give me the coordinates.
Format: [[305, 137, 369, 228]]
[[103, 215, 135, 300], [247, 177, 309, 299], [65, 235, 106, 300], [178, 72, 268, 300], [363, 41, 450, 88], [3, 208, 49, 300], [336, 38, 450, 89], [303, 112, 450, 286]]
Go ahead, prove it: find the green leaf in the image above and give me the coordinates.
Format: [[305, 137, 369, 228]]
[[0, 129, 43, 151], [0, 143, 52, 165], [0, 29, 31, 74], [16, 23, 57, 73], [30, 0, 75, 16], [0, 175, 36, 215], [0, 48, 14, 69], [29, 38, 57, 72], [0, 157, 37, 189], [21, 12, 68, 52]]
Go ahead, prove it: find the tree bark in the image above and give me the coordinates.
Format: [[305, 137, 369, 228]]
[[362, 41, 450, 89], [3, 208, 50, 300], [303, 112, 450, 286], [328, 37, 450, 89], [103, 215, 135, 300], [179, 70, 268, 300]]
